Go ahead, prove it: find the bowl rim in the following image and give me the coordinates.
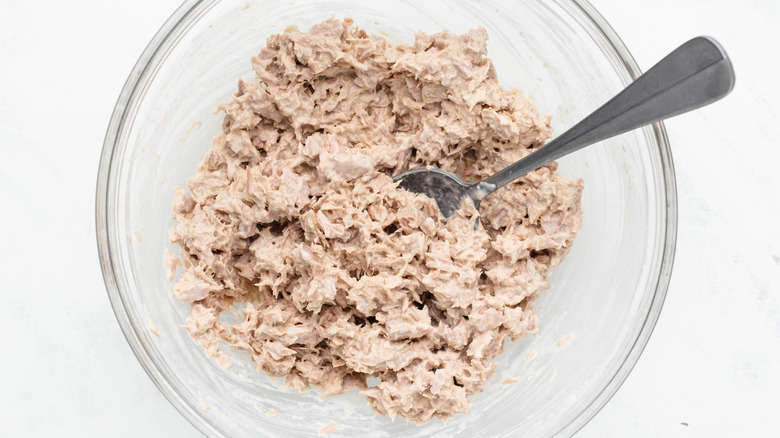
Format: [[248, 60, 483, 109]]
[[95, 1, 677, 436]]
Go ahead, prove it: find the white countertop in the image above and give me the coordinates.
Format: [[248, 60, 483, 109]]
[[1, 0, 778, 436]]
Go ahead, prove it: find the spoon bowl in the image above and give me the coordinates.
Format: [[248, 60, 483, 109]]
[[393, 168, 474, 219]]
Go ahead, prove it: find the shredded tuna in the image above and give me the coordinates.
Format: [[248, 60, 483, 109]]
[[169, 19, 583, 424], [163, 248, 181, 282], [146, 312, 160, 337]]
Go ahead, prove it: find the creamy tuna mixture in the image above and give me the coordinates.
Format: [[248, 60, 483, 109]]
[[169, 19, 583, 424]]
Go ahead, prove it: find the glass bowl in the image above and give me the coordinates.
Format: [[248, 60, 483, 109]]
[[96, 0, 676, 436]]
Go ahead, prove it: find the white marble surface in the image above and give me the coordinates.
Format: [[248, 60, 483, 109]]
[[1, 0, 778, 436]]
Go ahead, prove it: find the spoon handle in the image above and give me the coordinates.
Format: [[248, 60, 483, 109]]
[[479, 36, 735, 193]]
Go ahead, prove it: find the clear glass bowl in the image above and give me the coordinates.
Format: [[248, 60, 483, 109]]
[[96, 0, 676, 436]]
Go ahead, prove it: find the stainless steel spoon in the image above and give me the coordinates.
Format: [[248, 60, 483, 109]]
[[393, 36, 735, 219]]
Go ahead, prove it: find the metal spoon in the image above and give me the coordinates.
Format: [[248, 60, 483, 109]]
[[393, 36, 735, 219]]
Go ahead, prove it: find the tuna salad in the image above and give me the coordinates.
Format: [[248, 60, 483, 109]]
[[168, 19, 583, 424]]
